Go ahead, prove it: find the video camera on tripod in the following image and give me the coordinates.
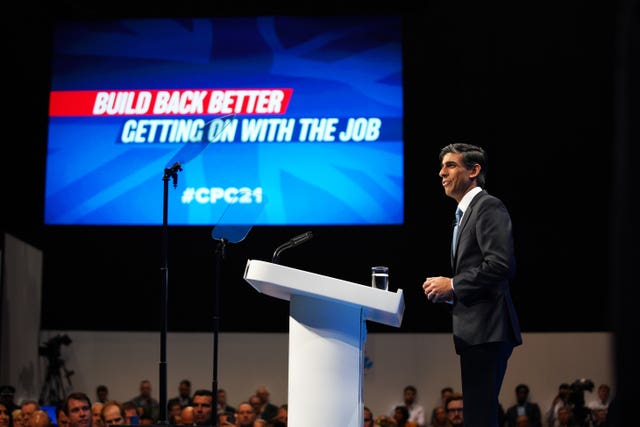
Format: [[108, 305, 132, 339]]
[[39, 334, 72, 363], [39, 334, 74, 405], [567, 378, 595, 427]]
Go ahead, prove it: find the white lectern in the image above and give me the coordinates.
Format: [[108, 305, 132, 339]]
[[243, 259, 405, 427]]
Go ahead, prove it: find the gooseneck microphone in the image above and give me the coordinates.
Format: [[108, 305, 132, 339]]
[[272, 231, 314, 264], [163, 161, 183, 188]]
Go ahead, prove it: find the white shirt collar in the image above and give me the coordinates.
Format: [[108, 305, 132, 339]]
[[457, 186, 483, 215]]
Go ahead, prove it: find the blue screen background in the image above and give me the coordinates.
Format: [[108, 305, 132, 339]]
[[45, 16, 403, 226]]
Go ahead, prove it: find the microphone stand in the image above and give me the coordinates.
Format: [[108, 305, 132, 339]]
[[211, 237, 227, 427], [159, 162, 182, 425]]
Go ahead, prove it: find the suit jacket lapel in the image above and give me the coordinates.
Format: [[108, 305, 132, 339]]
[[451, 190, 485, 270]]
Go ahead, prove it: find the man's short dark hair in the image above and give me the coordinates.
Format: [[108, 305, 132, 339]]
[[192, 389, 212, 398], [439, 143, 488, 187], [64, 392, 91, 415]]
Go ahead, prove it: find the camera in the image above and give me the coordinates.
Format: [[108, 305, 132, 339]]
[[38, 334, 72, 362], [568, 378, 595, 426], [568, 378, 594, 406]]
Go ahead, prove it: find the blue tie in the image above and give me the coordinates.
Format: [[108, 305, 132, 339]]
[[452, 207, 463, 256]]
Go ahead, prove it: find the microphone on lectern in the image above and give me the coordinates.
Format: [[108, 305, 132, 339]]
[[272, 231, 314, 264]]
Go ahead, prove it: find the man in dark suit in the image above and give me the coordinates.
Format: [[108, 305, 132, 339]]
[[423, 142, 522, 427], [505, 384, 542, 427]]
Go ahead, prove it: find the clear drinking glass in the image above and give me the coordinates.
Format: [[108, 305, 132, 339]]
[[371, 266, 389, 291]]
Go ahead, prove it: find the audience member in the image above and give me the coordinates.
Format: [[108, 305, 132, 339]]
[[168, 380, 192, 410], [121, 402, 138, 425], [439, 388, 454, 409], [167, 401, 181, 425], [393, 406, 418, 427], [555, 407, 574, 427], [270, 404, 287, 427], [248, 396, 262, 423], [55, 404, 69, 427], [0, 386, 19, 413], [390, 385, 425, 427], [191, 390, 213, 426], [216, 389, 235, 416], [1, 402, 15, 427], [586, 384, 610, 413], [27, 410, 51, 427], [217, 411, 235, 427], [591, 408, 607, 427], [254, 386, 278, 422], [91, 403, 103, 427], [428, 406, 450, 427], [95, 387, 109, 405], [11, 410, 22, 427], [20, 401, 40, 427], [364, 406, 374, 427], [138, 415, 153, 425], [444, 393, 463, 427], [515, 414, 530, 427], [235, 402, 256, 427], [129, 380, 159, 423], [546, 383, 571, 427], [505, 384, 542, 427], [100, 401, 126, 426], [56, 401, 69, 427], [63, 392, 92, 427], [178, 406, 194, 426]]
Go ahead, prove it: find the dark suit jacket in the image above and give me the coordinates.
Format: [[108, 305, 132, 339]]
[[505, 402, 542, 427], [261, 402, 279, 422], [451, 190, 522, 353]]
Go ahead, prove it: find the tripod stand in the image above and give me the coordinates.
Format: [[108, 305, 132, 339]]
[[39, 357, 74, 406]]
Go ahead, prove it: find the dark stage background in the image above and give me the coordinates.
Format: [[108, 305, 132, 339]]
[[1, 1, 621, 335]]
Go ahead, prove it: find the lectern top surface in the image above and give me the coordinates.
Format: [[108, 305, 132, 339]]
[[243, 259, 404, 327]]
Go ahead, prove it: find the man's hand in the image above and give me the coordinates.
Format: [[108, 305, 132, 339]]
[[422, 276, 454, 303]]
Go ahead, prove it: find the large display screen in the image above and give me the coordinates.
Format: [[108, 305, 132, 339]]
[[45, 16, 403, 226]]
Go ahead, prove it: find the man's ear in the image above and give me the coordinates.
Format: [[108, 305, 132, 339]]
[[469, 163, 481, 180]]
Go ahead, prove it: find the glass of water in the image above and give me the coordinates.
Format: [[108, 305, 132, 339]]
[[371, 266, 389, 291]]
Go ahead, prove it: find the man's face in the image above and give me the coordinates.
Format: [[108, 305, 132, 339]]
[[67, 398, 92, 427], [124, 409, 137, 424], [439, 152, 476, 203], [516, 388, 528, 404], [256, 388, 269, 404], [21, 403, 37, 423], [235, 404, 255, 426], [249, 397, 261, 415], [179, 383, 190, 398], [364, 409, 373, 427], [598, 386, 610, 401], [1, 405, 11, 427], [140, 383, 151, 398], [57, 411, 70, 427], [403, 389, 416, 404], [92, 404, 104, 427], [102, 405, 124, 426], [446, 400, 464, 426], [192, 395, 212, 425]]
